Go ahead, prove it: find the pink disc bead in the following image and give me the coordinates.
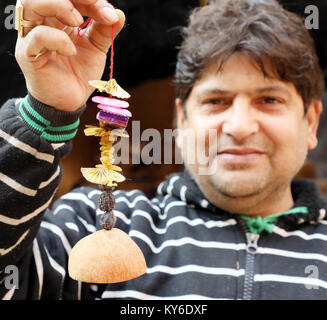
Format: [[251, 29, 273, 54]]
[[97, 105, 132, 117], [92, 96, 129, 109]]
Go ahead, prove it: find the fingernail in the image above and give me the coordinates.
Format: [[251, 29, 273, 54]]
[[102, 7, 118, 23], [72, 8, 84, 26]]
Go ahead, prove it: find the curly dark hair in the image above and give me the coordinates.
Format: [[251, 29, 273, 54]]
[[175, 0, 324, 112]]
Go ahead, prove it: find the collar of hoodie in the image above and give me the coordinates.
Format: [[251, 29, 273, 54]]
[[157, 169, 327, 231]]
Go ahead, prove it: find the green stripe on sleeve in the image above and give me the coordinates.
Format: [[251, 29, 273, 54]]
[[19, 103, 44, 133], [41, 130, 78, 142], [23, 96, 51, 126], [19, 98, 80, 142], [46, 119, 80, 132]]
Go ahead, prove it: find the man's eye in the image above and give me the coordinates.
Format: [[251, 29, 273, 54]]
[[262, 97, 280, 104], [205, 98, 225, 105]]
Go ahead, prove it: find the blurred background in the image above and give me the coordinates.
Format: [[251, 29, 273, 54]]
[[1, 0, 327, 202]]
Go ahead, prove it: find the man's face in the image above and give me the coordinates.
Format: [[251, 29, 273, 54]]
[[176, 53, 321, 215]]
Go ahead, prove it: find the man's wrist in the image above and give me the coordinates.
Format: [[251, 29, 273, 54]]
[[16, 93, 87, 142]]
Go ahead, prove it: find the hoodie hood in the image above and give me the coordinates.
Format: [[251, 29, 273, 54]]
[[157, 169, 327, 231]]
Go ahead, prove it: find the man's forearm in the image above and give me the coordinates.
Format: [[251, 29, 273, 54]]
[[0, 95, 85, 273]]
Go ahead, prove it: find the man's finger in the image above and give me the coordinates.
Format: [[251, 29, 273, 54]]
[[71, 0, 99, 5], [86, 9, 125, 54], [19, 25, 77, 59], [74, 0, 119, 26], [21, 0, 84, 30]]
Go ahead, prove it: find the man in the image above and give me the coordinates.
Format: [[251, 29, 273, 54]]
[[0, 0, 326, 300]]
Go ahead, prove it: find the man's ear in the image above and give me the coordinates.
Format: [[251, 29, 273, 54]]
[[306, 100, 322, 150], [175, 98, 186, 129]]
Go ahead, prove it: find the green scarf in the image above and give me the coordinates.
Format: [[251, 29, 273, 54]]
[[240, 206, 309, 234]]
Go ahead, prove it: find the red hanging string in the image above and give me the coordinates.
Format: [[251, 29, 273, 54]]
[[77, 17, 115, 98], [77, 18, 114, 80], [110, 25, 114, 81], [109, 25, 114, 98]]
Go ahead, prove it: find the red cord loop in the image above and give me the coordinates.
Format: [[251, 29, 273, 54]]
[[77, 17, 94, 37]]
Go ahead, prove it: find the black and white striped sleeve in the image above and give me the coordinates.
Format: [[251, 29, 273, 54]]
[[0, 95, 86, 299]]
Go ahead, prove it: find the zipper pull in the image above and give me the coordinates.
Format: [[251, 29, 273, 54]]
[[245, 232, 259, 254]]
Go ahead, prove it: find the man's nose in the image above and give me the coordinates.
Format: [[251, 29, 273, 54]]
[[221, 98, 259, 141]]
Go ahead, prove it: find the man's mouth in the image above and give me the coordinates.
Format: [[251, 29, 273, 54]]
[[217, 148, 265, 164]]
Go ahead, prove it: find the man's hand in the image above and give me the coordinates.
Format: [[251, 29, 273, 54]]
[[15, 0, 125, 111]]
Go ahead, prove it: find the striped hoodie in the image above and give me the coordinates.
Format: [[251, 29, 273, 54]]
[[1, 95, 327, 300]]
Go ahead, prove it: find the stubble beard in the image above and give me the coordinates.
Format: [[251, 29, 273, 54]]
[[187, 159, 279, 214], [207, 169, 271, 199]]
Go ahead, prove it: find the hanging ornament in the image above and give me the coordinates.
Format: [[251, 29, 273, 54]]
[[68, 19, 146, 283]]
